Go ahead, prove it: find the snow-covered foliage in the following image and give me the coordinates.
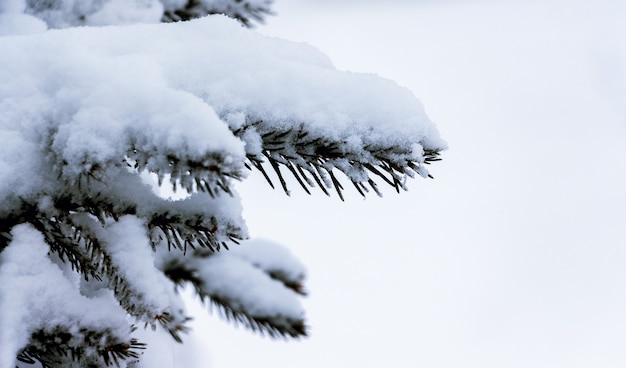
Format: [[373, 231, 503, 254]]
[[0, 2, 445, 367], [0, 224, 132, 368], [155, 238, 308, 337]]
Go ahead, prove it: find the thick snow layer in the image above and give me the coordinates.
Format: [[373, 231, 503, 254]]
[[0, 16, 444, 211]]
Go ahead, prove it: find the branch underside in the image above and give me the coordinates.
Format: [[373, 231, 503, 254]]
[[238, 124, 442, 201], [206, 295, 307, 338], [125, 149, 243, 198], [149, 217, 242, 254]]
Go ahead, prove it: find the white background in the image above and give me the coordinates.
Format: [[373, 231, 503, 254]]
[[175, 1, 626, 367]]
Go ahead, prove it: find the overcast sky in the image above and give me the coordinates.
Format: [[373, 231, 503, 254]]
[[171, 1, 626, 367]]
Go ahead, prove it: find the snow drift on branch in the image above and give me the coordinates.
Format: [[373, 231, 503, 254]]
[[0, 15, 445, 206]]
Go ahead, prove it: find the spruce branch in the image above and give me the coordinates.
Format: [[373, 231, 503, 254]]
[[148, 213, 243, 254], [205, 295, 307, 338], [153, 312, 193, 343], [42, 213, 157, 320], [236, 123, 442, 200], [264, 270, 307, 296], [31, 215, 103, 282], [53, 166, 247, 256], [159, 253, 307, 339]]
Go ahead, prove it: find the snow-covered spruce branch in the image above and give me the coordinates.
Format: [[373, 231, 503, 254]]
[[0, 225, 144, 368], [1, 217, 193, 366], [237, 122, 443, 200], [43, 212, 193, 337], [0, 161, 246, 255], [73, 166, 248, 252], [157, 241, 307, 338]]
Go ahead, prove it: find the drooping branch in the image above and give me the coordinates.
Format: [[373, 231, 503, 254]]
[[158, 250, 307, 338], [3, 203, 194, 342], [0, 224, 141, 368], [205, 294, 307, 338]]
